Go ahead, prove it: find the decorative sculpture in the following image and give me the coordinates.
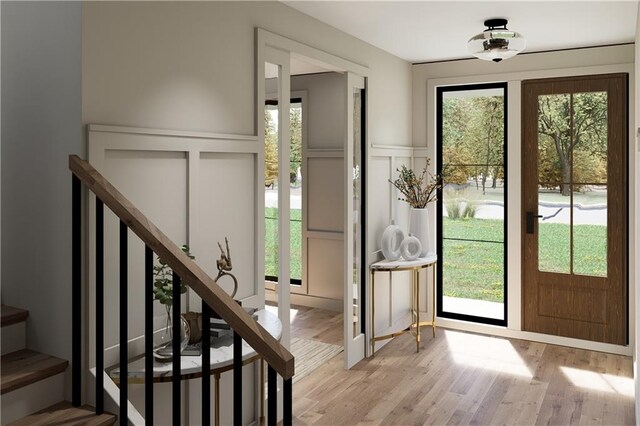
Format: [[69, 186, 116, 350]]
[[215, 237, 238, 298]]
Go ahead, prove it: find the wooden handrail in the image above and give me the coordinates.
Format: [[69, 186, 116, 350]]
[[69, 155, 294, 380]]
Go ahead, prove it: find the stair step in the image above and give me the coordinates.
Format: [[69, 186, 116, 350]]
[[1, 349, 68, 394], [1, 305, 29, 327], [8, 401, 117, 426]]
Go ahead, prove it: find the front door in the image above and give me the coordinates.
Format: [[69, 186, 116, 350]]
[[522, 73, 628, 345]]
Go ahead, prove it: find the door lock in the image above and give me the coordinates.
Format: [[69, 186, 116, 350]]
[[526, 212, 543, 234]]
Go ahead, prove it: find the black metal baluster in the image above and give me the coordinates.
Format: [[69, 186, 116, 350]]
[[144, 246, 154, 424], [172, 272, 181, 425], [95, 198, 104, 414], [202, 302, 211, 425], [267, 365, 277, 426], [72, 175, 81, 407], [283, 377, 292, 426], [233, 331, 242, 426], [119, 221, 128, 425]]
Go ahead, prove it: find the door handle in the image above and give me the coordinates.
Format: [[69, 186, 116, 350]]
[[526, 212, 543, 234]]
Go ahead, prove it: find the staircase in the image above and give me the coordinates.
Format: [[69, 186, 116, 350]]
[[0, 305, 116, 425]]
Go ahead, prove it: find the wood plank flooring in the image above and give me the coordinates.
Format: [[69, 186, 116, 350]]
[[1, 305, 29, 327], [8, 401, 116, 426], [1, 349, 68, 394], [288, 306, 635, 425]]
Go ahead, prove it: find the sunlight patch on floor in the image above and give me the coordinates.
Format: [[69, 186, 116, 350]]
[[265, 304, 299, 324], [560, 366, 634, 398], [444, 330, 533, 378]]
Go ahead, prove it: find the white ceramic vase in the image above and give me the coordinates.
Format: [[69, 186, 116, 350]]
[[380, 220, 404, 261], [400, 233, 422, 261], [409, 207, 432, 258]]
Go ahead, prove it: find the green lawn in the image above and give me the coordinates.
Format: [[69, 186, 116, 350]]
[[265, 212, 607, 302], [443, 218, 607, 302], [265, 208, 302, 279]]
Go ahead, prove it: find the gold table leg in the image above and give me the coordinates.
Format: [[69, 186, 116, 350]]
[[416, 268, 420, 353], [432, 263, 436, 338], [371, 269, 375, 357]]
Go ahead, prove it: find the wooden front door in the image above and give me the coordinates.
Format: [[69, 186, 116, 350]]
[[522, 73, 628, 345]]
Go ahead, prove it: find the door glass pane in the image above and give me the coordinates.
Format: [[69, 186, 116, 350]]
[[538, 186, 571, 274], [573, 92, 608, 184], [573, 185, 607, 277], [441, 240, 504, 320], [538, 94, 571, 188], [264, 94, 304, 283], [264, 62, 279, 281], [440, 86, 506, 323], [290, 101, 303, 282], [352, 88, 363, 335], [443, 165, 504, 242]]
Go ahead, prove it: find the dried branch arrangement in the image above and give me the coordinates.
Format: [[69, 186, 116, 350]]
[[388, 160, 443, 209]]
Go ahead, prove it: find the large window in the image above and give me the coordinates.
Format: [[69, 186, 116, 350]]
[[264, 98, 303, 285], [436, 83, 507, 326]]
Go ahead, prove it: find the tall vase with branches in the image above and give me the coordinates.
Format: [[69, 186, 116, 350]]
[[389, 160, 443, 257]]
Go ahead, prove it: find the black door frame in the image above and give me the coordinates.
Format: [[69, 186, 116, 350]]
[[264, 97, 303, 286], [435, 82, 508, 327]]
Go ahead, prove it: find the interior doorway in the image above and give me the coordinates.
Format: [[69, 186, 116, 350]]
[[262, 48, 367, 376]]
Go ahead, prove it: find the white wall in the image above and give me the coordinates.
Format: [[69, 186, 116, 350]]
[[413, 44, 636, 354], [82, 1, 411, 143], [1, 2, 82, 363], [292, 73, 346, 306], [291, 72, 345, 150]]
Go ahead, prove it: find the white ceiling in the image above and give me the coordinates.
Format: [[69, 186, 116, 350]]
[[283, 1, 639, 63]]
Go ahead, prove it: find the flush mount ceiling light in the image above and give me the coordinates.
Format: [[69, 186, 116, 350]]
[[468, 18, 526, 62]]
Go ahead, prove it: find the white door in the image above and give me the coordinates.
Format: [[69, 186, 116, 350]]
[[344, 72, 366, 369], [264, 47, 291, 348]]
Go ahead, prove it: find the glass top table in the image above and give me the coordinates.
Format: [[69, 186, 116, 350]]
[[108, 308, 282, 384]]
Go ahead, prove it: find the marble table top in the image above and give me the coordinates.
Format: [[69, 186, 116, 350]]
[[109, 309, 281, 382], [371, 253, 438, 271]]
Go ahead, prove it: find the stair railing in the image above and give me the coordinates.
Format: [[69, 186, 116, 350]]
[[69, 154, 294, 425]]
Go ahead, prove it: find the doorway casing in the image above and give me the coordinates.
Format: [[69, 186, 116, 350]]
[[255, 29, 370, 370]]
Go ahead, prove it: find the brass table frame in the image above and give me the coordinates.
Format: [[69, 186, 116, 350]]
[[370, 258, 437, 355], [108, 354, 265, 426]]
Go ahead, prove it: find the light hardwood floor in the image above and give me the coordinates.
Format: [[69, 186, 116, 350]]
[[288, 306, 634, 425]]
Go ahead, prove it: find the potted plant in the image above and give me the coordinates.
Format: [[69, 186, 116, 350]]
[[389, 160, 443, 257], [152, 245, 194, 361]]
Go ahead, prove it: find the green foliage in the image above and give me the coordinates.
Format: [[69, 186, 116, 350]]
[[389, 161, 443, 208], [290, 105, 302, 184], [445, 199, 477, 219], [152, 245, 194, 307], [462, 202, 477, 219], [537, 92, 607, 195], [445, 199, 461, 219], [443, 91, 607, 196], [442, 95, 504, 194], [265, 208, 302, 280], [264, 104, 303, 187], [265, 109, 278, 187]]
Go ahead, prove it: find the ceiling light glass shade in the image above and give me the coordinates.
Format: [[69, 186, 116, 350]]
[[468, 19, 526, 62]]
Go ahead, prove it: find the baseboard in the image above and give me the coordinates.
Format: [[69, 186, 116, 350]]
[[435, 317, 633, 356], [0, 372, 66, 425], [265, 291, 342, 312]]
